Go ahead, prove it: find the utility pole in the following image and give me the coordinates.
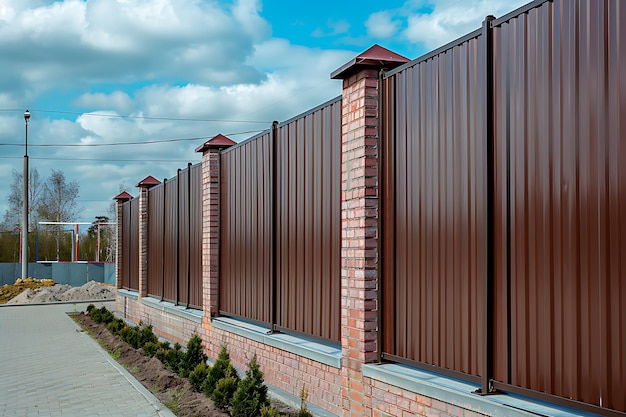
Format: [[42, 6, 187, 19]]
[[22, 110, 30, 280]]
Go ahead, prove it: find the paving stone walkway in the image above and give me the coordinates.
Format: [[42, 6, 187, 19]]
[[0, 302, 175, 417]]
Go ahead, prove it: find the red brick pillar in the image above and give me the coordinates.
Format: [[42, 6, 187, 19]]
[[331, 45, 408, 417], [195, 135, 236, 334], [136, 176, 161, 298], [113, 191, 132, 312]]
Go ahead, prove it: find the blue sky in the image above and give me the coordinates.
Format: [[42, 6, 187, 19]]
[[0, 0, 528, 227]]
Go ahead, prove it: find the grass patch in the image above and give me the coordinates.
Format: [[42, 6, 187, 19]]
[[162, 388, 185, 415], [111, 348, 121, 360]]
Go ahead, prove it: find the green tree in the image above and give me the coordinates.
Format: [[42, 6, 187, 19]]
[[230, 355, 269, 417], [79, 216, 113, 261]]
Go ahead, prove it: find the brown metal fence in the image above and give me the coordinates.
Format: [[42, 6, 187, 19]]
[[121, 198, 139, 290], [275, 98, 342, 341], [147, 184, 164, 298], [381, 0, 625, 414], [220, 131, 273, 324], [381, 30, 487, 379], [491, 0, 626, 412], [220, 97, 342, 343], [146, 164, 202, 308], [118, 0, 624, 412]]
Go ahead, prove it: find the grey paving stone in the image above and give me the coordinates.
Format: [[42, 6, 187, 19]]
[[0, 302, 175, 417]]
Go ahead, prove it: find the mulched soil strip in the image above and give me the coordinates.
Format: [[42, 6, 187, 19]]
[[71, 312, 300, 417]]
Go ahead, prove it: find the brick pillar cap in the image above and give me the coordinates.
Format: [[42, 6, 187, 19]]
[[330, 44, 410, 80], [113, 191, 133, 201], [195, 134, 236, 153], [135, 175, 161, 188]]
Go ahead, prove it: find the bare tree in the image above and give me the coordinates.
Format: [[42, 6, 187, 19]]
[[1, 168, 43, 230], [37, 170, 81, 261]]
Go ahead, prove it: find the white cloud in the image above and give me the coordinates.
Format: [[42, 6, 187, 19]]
[[366, 11, 401, 39], [232, 0, 270, 41], [0, 0, 265, 94], [402, 0, 529, 49], [73, 92, 134, 114]]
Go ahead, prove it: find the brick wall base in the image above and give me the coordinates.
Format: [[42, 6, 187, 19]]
[[116, 294, 554, 417], [366, 377, 488, 417], [117, 294, 141, 324], [116, 294, 202, 345], [202, 322, 343, 416]]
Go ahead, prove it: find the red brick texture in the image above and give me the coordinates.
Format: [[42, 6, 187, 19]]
[[340, 68, 381, 417], [118, 295, 141, 324], [137, 186, 149, 298], [206, 327, 344, 416], [367, 376, 490, 417], [117, 297, 203, 346], [200, 148, 221, 318]]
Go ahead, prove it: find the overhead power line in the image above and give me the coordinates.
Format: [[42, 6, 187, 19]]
[[0, 108, 271, 124], [0, 129, 262, 148], [0, 156, 194, 162]]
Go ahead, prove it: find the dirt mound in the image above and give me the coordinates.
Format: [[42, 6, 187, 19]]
[[6, 281, 115, 304], [0, 278, 56, 304]]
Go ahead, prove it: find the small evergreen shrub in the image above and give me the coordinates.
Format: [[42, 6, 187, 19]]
[[155, 347, 169, 363], [106, 317, 126, 335], [203, 346, 232, 397], [230, 355, 269, 417], [140, 324, 158, 346], [142, 341, 160, 358], [118, 322, 158, 350], [181, 335, 207, 376], [188, 362, 210, 392], [210, 365, 240, 411], [163, 343, 185, 373], [86, 304, 96, 314], [89, 306, 114, 324], [260, 406, 282, 417], [118, 325, 138, 348]]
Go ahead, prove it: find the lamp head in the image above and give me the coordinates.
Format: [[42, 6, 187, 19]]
[[24, 109, 30, 123]]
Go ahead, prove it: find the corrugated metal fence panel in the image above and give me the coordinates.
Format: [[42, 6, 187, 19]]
[[163, 178, 178, 302], [121, 200, 131, 289], [128, 198, 140, 290], [148, 184, 164, 298], [189, 164, 203, 309], [178, 169, 190, 306], [381, 34, 486, 376], [276, 98, 342, 342], [220, 132, 273, 324], [492, 0, 626, 411]]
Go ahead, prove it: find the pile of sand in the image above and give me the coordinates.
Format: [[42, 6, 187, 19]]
[[6, 281, 115, 304]]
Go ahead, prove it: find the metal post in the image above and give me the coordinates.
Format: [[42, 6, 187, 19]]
[[96, 223, 101, 262], [481, 15, 496, 396], [22, 110, 30, 280], [269, 121, 279, 334], [75, 223, 79, 261]]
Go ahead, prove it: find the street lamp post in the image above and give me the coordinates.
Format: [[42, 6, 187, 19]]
[[22, 109, 30, 281]]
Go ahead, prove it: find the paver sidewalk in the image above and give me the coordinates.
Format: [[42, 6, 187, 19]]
[[0, 302, 175, 417]]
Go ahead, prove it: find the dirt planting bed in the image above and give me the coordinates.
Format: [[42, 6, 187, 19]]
[[72, 312, 300, 417], [73, 312, 228, 417]]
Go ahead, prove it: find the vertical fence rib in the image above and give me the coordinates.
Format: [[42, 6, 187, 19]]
[[270, 121, 279, 333]]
